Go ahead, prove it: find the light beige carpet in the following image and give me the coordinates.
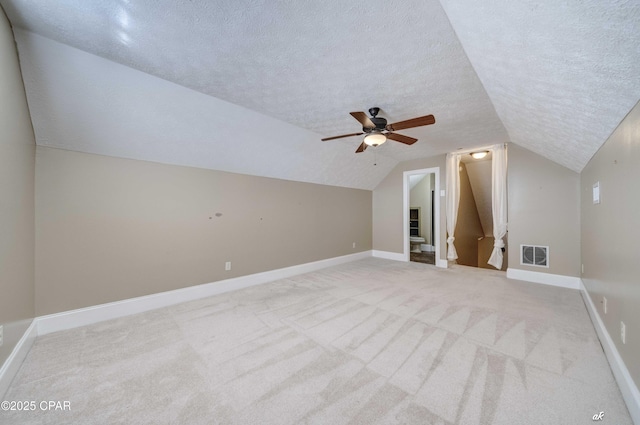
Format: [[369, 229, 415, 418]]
[[2, 258, 632, 424]]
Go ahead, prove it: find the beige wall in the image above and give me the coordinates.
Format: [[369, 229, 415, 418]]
[[373, 155, 446, 259], [35, 147, 372, 315], [507, 144, 581, 276], [0, 9, 35, 366], [581, 100, 640, 386], [455, 162, 484, 267]]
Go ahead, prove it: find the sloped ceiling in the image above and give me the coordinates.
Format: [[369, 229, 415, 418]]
[[439, 0, 640, 172], [1, 0, 638, 188]]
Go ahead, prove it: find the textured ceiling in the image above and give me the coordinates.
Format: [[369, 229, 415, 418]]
[[1, 0, 639, 188], [439, 0, 640, 172], [14, 30, 398, 190]]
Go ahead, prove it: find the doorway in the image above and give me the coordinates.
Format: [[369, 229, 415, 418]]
[[403, 167, 443, 267], [446, 145, 508, 271]]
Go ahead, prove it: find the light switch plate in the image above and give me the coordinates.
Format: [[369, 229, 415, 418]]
[[593, 182, 600, 204]]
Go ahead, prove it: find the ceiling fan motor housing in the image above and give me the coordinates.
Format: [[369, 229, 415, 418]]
[[369, 117, 387, 131], [366, 107, 387, 131]]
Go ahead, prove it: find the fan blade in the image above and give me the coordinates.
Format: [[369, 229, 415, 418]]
[[350, 112, 375, 129], [387, 114, 435, 131], [355, 141, 368, 153], [321, 132, 363, 141], [386, 132, 418, 145]]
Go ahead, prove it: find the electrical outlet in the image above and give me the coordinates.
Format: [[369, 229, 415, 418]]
[[225, 261, 231, 271], [352, 242, 356, 248], [603, 297, 607, 314], [0, 325, 3, 347], [621, 322, 626, 344]]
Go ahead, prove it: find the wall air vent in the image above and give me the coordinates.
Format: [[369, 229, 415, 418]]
[[521, 245, 549, 268]]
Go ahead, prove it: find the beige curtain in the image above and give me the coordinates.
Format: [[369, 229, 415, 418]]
[[488, 144, 508, 269], [445, 153, 462, 261]]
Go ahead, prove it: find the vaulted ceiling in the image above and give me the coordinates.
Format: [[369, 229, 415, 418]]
[[2, 0, 639, 189]]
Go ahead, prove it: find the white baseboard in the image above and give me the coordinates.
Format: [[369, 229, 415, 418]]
[[372, 250, 406, 262], [506, 268, 581, 289], [579, 280, 640, 423], [436, 259, 449, 268], [38, 250, 372, 335], [0, 320, 37, 399]]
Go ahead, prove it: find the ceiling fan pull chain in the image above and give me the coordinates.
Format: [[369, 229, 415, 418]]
[[374, 148, 377, 166]]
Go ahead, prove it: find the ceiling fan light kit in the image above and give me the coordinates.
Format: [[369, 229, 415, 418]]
[[364, 133, 387, 147], [321, 107, 435, 153]]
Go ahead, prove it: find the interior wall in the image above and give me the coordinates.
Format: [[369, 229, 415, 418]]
[[409, 175, 432, 244], [455, 162, 484, 267], [373, 155, 446, 259], [35, 147, 373, 316], [507, 144, 580, 277], [0, 8, 35, 366], [581, 100, 640, 387]]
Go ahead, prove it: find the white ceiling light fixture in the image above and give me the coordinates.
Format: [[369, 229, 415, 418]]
[[470, 151, 489, 159], [363, 133, 387, 147]]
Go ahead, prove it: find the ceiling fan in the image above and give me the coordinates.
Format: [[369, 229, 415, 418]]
[[322, 107, 435, 153]]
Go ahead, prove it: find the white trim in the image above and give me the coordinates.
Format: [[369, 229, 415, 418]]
[[0, 320, 38, 399], [580, 280, 640, 423], [372, 250, 405, 262], [506, 268, 580, 289], [403, 167, 444, 268], [37, 251, 372, 335], [436, 259, 449, 268]]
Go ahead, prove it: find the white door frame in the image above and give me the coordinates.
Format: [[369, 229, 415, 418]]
[[403, 167, 445, 267]]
